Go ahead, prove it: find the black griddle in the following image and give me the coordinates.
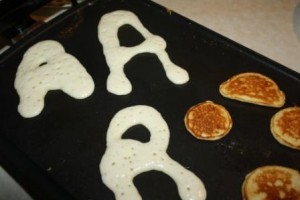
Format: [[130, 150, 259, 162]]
[[0, 0, 300, 200]]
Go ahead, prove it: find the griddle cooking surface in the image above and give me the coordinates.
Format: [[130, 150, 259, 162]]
[[0, 0, 299, 200]]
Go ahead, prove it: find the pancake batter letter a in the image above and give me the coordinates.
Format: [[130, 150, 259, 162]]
[[100, 105, 206, 200], [98, 10, 189, 95], [14, 40, 95, 118]]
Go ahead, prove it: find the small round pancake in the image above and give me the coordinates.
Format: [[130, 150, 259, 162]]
[[184, 101, 232, 140], [242, 165, 300, 200], [219, 72, 285, 107], [270, 106, 300, 150]]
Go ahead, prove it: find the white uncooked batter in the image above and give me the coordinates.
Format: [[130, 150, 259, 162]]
[[14, 40, 95, 118], [100, 105, 206, 200], [98, 10, 189, 95]]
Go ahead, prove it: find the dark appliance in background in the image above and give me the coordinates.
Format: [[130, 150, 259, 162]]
[[0, 0, 78, 51]]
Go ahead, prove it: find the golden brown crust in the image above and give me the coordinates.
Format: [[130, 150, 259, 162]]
[[219, 72, 285, 107], [242, 165, 300, 200], [270, 106, 300, 150], [184, 101, 232, 140]]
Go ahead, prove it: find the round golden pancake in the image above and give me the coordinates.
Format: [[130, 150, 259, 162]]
[[184, 101, 232, 140], [219, 72, 285, 107], [270, 106, 300, 150], [242, 165, 300, 200]]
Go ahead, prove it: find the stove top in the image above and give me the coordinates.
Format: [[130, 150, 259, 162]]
[[0, 0, 79, 53]]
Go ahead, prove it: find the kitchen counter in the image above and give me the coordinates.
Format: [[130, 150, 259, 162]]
[[153, 0, 300, 74]]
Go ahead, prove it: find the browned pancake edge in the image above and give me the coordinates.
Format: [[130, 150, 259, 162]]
[[219, 72, 285, 107], [270, 106, 300, 150], [184, 101, 232, 140], [242, 165, 300, 200]]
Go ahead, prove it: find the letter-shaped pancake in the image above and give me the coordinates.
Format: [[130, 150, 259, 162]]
[[242, 165, 300, 200], [14, 40, 95, 118], [100, 105, 206, 200], [219, 72, 285, 107], [98, 10, 189, 95], [270, 106, 300, 150]]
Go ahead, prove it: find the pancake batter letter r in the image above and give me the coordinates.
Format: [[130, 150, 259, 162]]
[[98, 10, 189, 95], [100, 105, 206, 200]]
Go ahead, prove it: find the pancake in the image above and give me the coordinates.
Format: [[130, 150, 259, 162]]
[[184, 101, 232, 140], [98, 10, 189, 95], [270, 106, 300, 150], [219, 72, 285, 107], [14, 40, 95, 118], [242, 165, 300, 200], [100, 105, 207, 200]]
